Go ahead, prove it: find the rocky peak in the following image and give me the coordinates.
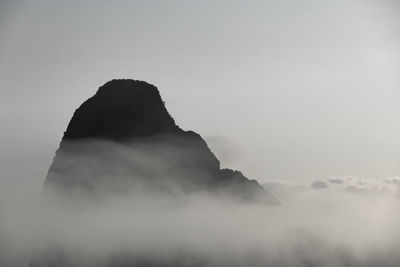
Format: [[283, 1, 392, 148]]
[[44, 79, 277, 203], [64, 79, 179, 141]]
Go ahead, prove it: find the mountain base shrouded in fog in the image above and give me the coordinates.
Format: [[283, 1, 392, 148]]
[[30, 79, 278, 267], [43, 79, 277, 203]]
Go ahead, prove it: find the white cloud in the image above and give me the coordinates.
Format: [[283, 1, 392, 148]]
[[311, 176, 400, 194]]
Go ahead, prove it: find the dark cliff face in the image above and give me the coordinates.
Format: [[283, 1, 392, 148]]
[[44, 79, 276, 203], [63, 80, 179, 141]]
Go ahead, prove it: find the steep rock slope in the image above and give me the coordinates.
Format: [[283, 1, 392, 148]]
[[44, 79, 276, 202]]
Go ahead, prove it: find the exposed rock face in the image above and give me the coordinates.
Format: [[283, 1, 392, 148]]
[[63, 80, 179, 141], [44, 79, 276, 202]]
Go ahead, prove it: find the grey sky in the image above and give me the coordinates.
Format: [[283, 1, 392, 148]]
[[1, 0, 400, 196]]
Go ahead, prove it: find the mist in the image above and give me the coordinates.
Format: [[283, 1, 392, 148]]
[[1, 1, 400, 266], [1, 139, 399, 267]]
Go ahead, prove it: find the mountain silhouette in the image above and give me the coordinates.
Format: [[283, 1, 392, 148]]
[[30, 79, 279, 267], [43, 79, 277, 203]]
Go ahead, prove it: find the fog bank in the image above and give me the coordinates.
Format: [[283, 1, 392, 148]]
[[1, 181, 399, 266]]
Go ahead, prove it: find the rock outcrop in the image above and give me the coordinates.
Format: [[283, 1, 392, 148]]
[[44, 79, 276, 202]]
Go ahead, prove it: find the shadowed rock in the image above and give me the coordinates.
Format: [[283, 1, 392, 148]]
[[44, 79, 276, 203]]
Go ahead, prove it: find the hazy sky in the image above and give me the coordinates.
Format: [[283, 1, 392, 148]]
[[1, 0, 400, 196]]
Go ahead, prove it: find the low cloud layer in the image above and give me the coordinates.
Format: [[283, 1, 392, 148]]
[[311, 176, 400, 194], [1, 179, 399, 266], [1, 138, 400, 267]]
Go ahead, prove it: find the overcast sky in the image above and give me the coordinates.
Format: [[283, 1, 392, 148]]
[[1, 0, 400, 196]]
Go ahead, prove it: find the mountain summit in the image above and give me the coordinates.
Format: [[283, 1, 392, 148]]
[[44, 79, 277, 203]]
